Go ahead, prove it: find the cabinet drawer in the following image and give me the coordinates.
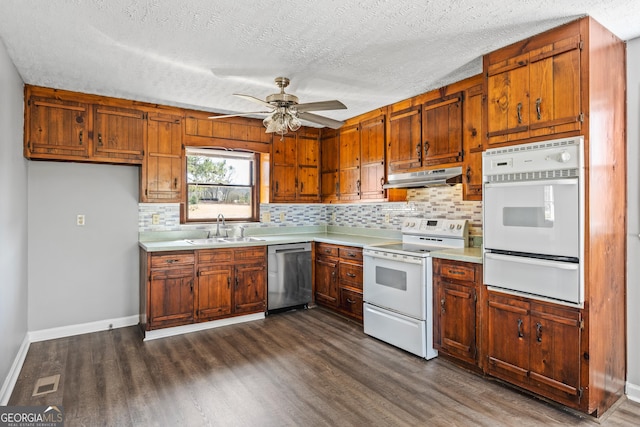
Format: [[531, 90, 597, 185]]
[[439, 261, 476, 282], [151, 252, 195, 268], [317, 243, 339, 257], [197, 249, 233, 264], [339, 247, 363, 262], [339, 262, 363, 288], [340, 288, 363, 318], [234, 246, 266, 261]]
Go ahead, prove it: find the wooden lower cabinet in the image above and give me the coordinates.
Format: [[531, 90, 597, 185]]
[[141, 246, 266, 331], [433, 259, 482, 368], [486, 290, 583, 408], [314, 243, 363, 322]]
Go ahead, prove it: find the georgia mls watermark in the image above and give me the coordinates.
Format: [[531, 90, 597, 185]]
[[0, 406, 64, 427]]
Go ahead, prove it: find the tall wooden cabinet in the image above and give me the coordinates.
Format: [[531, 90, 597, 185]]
[[271, 128, 321, 202], [338, 124, 361, 200], [461, 80, 485, 200], [480, 17, 626, 417], [359, 116, 386, 200]]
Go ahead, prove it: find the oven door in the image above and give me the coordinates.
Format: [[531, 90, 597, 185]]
[[363, 251, 427, 320], [485, 252, 582, 305], [483, 178, 580, 258]]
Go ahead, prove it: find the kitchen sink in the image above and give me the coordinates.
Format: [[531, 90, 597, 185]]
[[185, 238, 225, 245], [220, 237, 265, 242]]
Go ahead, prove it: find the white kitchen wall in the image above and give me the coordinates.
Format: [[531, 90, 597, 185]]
[[28, 162, 139, 331], [626, 36, 640, 402], [0, 38, 28, 404]]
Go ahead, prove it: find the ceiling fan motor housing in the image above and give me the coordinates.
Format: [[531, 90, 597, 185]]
[[266, 77, 298, 107]]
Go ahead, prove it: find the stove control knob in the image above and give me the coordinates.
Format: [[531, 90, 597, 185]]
[[449, 224, 455, 230], [559, 151, 571, 163], [456, 224, 462, 230]]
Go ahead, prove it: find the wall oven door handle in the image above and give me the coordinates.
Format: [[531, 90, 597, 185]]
[[485, 252, 578, 270], [484, 178, 578, 188]]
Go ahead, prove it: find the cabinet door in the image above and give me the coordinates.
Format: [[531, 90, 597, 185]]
[[486, 53, 530, 145], [234, 262, 266, 314], [296, 131, 320, 201], [320, 129, 339, 201], [143, 113, 183, 202], [422, 94, 463, 166], [486, 292, 530, 384], [93, 105, 145, 163], [360, 116, 386, 200], [271, 134, 297, 201], [462, 84, 484, 201], [26, 97, 89, 159], [388, 106, 422, 172], [149, 267, 194, 328], [529, 306, 582, 401], [437, 281, 477, 364], [314, 256, 339, 307], [338, 124, 361, 200], [196, 265, 232, 321], [529, 35, 582, 138]]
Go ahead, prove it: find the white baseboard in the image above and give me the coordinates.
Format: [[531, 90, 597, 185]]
[[0, 334, 30, 405], [28, 315, 139, 343], [627, 382, 640, 403], [143, 313, 265, 341]]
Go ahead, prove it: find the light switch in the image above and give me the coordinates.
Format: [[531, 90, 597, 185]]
[[76, 214, 85, 226], [279, 212, 286, 222], [152, 214, 160, 225]]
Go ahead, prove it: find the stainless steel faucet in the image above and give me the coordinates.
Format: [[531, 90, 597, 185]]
[[216, 214, 227, 237]]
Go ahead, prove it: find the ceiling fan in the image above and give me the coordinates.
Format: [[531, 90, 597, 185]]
[[209, 77, 347, 135]]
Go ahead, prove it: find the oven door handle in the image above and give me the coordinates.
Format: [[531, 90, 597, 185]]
[[484, 178, 578, 188], [485, 252, 578, 270]]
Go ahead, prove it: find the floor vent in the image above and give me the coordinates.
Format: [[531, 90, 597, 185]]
[[32, 374, 60, 397]]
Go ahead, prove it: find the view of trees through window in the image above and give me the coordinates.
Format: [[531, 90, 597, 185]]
[[186, 149, 255, 221]]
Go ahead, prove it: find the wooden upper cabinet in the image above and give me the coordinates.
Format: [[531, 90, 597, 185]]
[[92, 105, 145, 164], [25, 96, 89, 160], [486, 32, 582, 146], [271, 128, 321, 202], [422, 93, 463, 166], [320, 128, 339, 202], [338, 124, 361, 200], [142, 113, 184, 203], [462, 81, 484, 201], [359, 115, 386, 200], [388, 106, 422, 173]]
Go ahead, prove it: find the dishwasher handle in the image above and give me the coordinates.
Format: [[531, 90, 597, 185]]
[[274, 247, 308, 254]]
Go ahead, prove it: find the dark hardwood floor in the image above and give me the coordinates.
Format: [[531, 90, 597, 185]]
[[9, 308, 640, 426]]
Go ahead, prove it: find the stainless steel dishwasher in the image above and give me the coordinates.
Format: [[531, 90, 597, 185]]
[[267, 243, 312, 313]]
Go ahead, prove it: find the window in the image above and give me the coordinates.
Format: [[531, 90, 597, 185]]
[[186, 148, 258, 222]]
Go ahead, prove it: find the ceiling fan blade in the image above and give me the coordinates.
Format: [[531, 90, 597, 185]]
[[234, 94, 275, 109], [208, 111, 272, 119], [294, 100, 347, 113], [298, 112, 345, 129]]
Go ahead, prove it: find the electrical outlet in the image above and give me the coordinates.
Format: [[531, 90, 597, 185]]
[[262, 212, 271, 222], [279, 212, 286, 222], [384, 213, 391, 223], [76, 214, 85, 226], [151, 214, 160, 225], [331, 212, 336, 222]]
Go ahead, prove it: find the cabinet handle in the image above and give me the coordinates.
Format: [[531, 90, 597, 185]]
[[300, 181, 304, 193], [235, 277, 239, 289], [466, 166, 472, 184], [380, 177, 384, 190], [535, 98, 542, 120], [335, 182, 339, 195], [347, 253, 357, 258], [516, 103, 523, 124], [79, 131, 83, 145], [356, 179, 361, 193], [325, 249, 332, 254], [227, 276, 230, 289], [98, 132, 103, 146], [440, 298, 446, 314], [447, 270, 465, 275], [190, 280, 193, 293], [416, 143, 422, 161], [174, 178, 178, 189], [517, 318, 524, 338], [166, 259, 178, 264], [346, 298, 356, 304], [424, 141, 430, 156], [536, 322, 543, 342], [471, 128, 477, 137], [331, 271, 336, 282], [275, 181, 279, 192], [346, 272, 356, 278]]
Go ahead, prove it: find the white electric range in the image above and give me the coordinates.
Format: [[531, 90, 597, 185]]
[[362, 217, 468, 359]]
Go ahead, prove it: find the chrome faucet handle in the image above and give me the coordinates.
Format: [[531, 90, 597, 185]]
[[238, 225, 246, 238]]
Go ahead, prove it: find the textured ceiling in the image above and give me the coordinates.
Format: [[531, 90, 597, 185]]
[[0, 0, 638, 125]]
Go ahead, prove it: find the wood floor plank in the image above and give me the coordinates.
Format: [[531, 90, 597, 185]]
[[8, 308, 640, 426]]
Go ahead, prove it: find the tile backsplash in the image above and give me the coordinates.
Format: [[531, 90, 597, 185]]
[[139, 184, 482, 236]]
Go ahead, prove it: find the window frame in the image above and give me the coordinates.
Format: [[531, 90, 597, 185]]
[[184, 147, 260, 223]]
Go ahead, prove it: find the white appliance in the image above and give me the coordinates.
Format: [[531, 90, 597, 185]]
[[363, 218, 468, 359], [483, 136, 585, 306]]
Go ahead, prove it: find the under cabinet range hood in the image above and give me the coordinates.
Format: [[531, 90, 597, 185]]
[[383, 166, 463, 189]]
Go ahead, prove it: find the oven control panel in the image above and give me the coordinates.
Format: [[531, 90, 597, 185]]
[[401, 218, 468, 239]]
